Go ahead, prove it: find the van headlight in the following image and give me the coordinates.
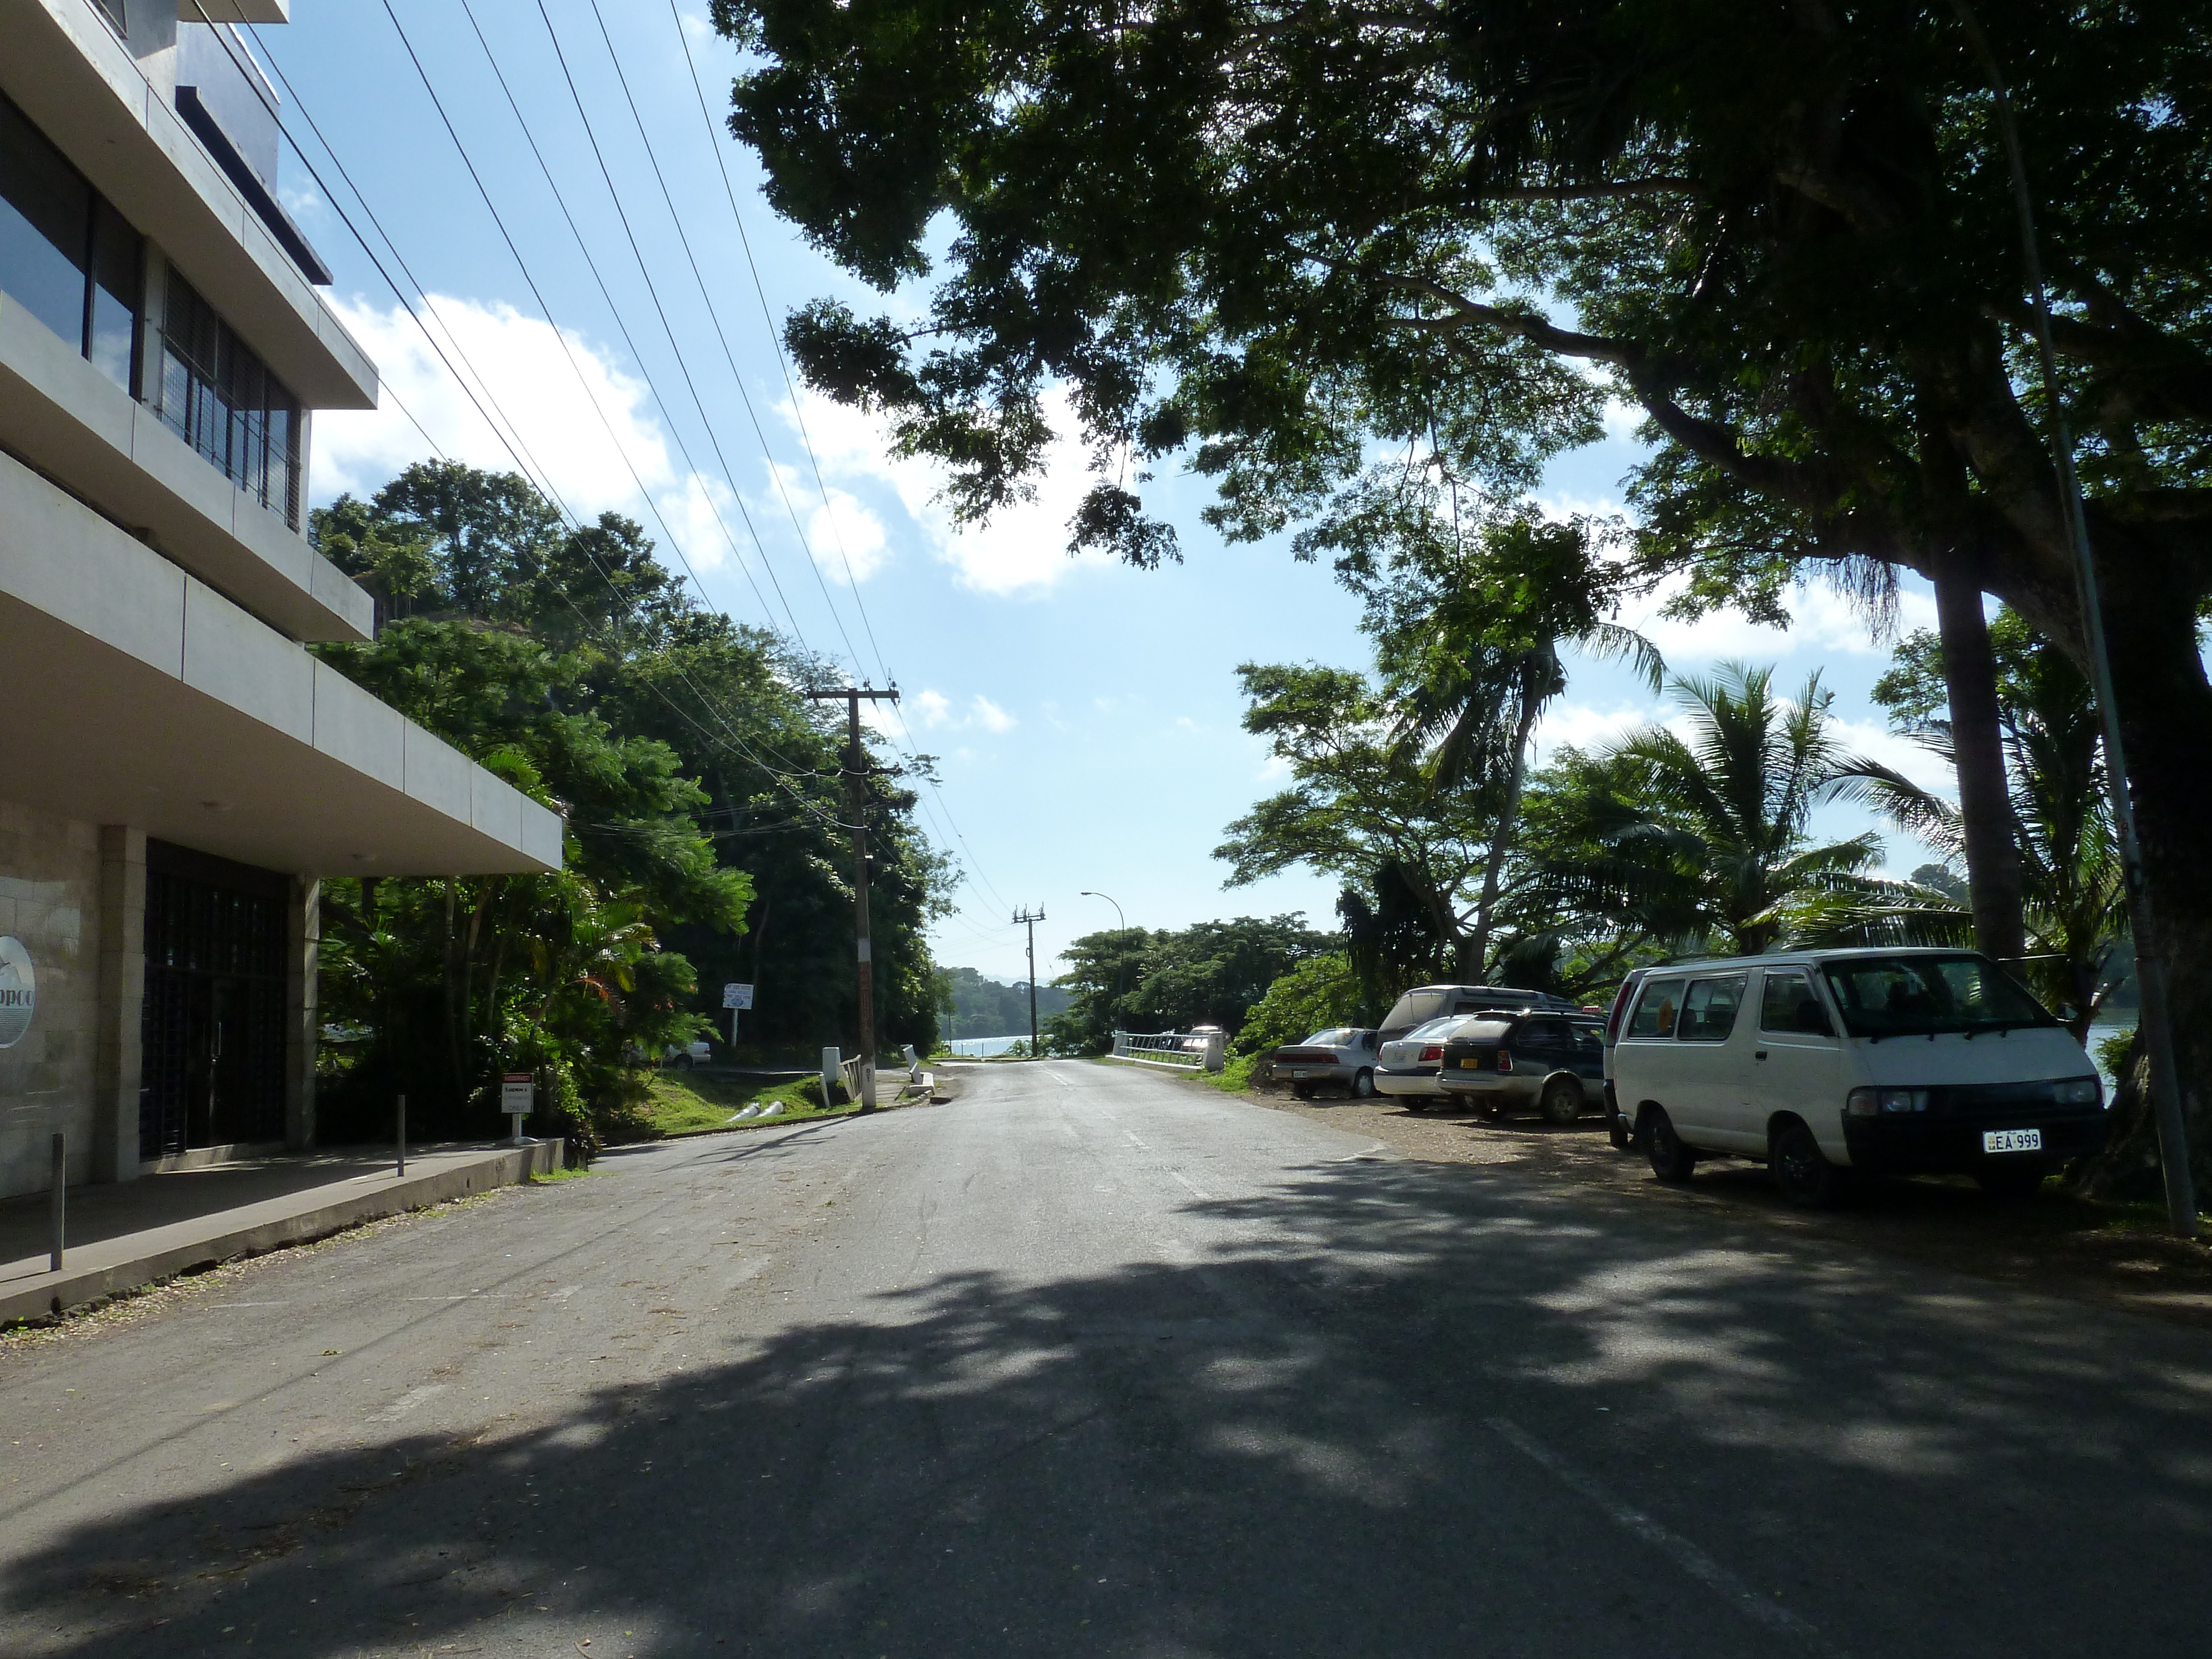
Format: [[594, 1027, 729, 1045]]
[[1846, 1087, 1927, 1117], [2053, 1076, 2102, 1108]]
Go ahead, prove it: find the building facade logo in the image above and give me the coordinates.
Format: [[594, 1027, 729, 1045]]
[[0, 937, 33, 1049]]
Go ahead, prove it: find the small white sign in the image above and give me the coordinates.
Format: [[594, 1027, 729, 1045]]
[[722, 983, 754, 1011], [0, 937, 33, 1050], [500, 1073, 533, 1115]]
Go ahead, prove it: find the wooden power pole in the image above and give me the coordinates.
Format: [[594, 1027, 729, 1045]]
[[1013, 906, 1045, 1056], [807, 685, 900, 1110]]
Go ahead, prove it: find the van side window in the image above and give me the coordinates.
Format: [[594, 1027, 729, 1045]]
[[1677, 976, 1746, 1041], [1627, 978, 1685, 1038], [1759, 970, 1832, 1036]]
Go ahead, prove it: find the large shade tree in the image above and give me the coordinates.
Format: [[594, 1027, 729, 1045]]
[[713, 0, 2212, 1183]]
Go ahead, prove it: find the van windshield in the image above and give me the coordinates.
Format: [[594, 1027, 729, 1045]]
[[1382, 990, 1447, 1031], [1820, 954, 2056, 1039]]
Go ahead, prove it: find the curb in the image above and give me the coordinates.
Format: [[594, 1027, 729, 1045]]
[[0, 1140, 564, 1327]]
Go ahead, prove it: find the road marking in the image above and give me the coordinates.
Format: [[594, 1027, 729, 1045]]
[[1169, 1170, 1213, 1201], [1124, 1131, 1150, 1150], [1485, 1416, 1844, 1656]]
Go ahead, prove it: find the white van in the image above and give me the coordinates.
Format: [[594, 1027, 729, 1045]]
[[1609, 948, 2107, 1204]]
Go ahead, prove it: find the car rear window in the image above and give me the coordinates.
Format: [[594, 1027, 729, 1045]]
[[1453, 1020, 1513, 1044], [1627, 977, 1685, 1037], [1382, 990, 1447, 1030]]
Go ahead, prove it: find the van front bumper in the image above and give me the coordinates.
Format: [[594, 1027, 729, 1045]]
[[1840, 1109, 2111, 1173]]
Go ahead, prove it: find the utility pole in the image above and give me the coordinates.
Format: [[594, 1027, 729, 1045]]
[[807, 685, 900, 1111], [1014, 907, 1045, 1057]]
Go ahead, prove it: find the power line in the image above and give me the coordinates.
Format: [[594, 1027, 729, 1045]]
[[378, 0, 806, 666], [247, 23, 844, 827]]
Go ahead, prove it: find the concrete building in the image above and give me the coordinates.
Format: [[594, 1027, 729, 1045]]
[[0, 0, 561, 1198]]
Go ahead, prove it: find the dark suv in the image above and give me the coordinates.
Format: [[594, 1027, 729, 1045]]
[[1436, 1011, 1608, 1123]]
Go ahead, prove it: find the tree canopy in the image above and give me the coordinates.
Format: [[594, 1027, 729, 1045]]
[[717, 0, 2212, 1181]]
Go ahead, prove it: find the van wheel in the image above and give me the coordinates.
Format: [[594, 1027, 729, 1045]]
[[1646, 1107, 1697, 1183], [1606, 1107, 1630, 1151], [1350, 1069, 1376, 1100], [1770, 1119, 1840, 1207], [1540, 1079, 1582, 1124], [1975, 1162, 2049, 1201]]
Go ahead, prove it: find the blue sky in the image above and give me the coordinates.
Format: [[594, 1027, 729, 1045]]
[[264, 1, 1950, 988]]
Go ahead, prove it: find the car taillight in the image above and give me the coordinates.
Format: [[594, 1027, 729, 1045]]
[[1420, 1044, 1443, 1062], [1605, 980, 1634, 1043], [1495, 1050, 1512, 1073]]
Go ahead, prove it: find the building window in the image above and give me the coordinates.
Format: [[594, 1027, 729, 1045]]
[[92, 0, 127, 35], [158, 270, 302, 528], [0, 92, 140, 393]]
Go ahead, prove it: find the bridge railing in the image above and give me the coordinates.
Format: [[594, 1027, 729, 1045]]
[[1111, 1029, 1227, 1073]]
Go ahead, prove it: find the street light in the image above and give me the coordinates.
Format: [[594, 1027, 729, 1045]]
[[1079, 890, 1128, 1031]]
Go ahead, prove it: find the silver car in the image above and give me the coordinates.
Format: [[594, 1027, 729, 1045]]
[[1375, 1015, 1487, 1107], [1267, 1027, 1380, 1099]]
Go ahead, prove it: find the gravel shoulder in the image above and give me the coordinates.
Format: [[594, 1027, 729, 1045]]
[[1201, 1076, 2212, 1329]]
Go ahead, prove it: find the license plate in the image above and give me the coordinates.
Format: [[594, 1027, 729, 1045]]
[[1459, 1057, 1483, 1069], [1283, 1068, 1316, 1078], [1984, 1128, 2043, 1154]]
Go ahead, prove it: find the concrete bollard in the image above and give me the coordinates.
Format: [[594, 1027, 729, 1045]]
[[48, 1131, 64, 1272], [822, 1046, 841, 1105]]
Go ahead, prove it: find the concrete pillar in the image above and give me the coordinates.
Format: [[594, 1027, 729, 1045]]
[[285, 876, 319, 1151], [91, 826, 146, 1183]]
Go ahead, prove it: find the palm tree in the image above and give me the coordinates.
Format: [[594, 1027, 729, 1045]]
[[1815, 624, 2125, 1040], [1548, 663, 1880, 956], [1378, 513, 1662, 972]]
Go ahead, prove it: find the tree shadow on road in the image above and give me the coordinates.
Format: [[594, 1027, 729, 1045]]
[[8, 1158, 2212, 1657]]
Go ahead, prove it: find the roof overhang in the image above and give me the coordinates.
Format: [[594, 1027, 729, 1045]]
[[0, 448, 560, 877]]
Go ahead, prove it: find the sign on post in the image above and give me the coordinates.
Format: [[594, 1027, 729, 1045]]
[[500, 1073, 534, 1146], [722, 983, 754, 1010]]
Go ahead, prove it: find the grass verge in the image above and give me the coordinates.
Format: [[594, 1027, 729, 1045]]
[[633, 1070, 860, 1139]]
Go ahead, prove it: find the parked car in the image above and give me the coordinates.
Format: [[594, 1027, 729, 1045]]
[[1436, 1011, 1608, 1122], [1376, 1015, 1494, 1109], [1267, 1029, 1381, 1099], [1377, 984, 1578, 1044], [1599, 966, 1656, 1150], [664, 1040, 711, 1070], [1610, 948, 2107, 1206]]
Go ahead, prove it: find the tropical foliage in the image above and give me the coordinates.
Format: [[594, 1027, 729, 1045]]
[[1044, 916, 1333, 1055], [312, 461, 953, 1150]]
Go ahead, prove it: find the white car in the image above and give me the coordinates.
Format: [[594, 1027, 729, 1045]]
[[1374, 1015, 1487, 1107], [662, 1040, 712, 1070], [1612, 948, 2106, 1205]]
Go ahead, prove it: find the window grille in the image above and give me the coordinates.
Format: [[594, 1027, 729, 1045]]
[[158, 270, 302, 526]]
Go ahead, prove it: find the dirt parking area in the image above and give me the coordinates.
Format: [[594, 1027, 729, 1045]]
[[1232, 1082, 2212, 1331]]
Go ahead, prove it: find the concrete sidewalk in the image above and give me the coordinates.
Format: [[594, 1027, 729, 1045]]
[[0, 1140, 564, 1325]]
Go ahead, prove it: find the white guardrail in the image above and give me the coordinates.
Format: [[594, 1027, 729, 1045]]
[[1111, 1030, 1228, 1073]]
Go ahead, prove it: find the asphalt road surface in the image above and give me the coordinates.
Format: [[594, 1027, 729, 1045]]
[[4, 1060, 2210, 1658]]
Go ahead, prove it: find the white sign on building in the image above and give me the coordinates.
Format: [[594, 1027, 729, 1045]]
[[0, 937, 34, 1050]]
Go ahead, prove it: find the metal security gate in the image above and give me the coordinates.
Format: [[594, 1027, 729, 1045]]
[[139, 842, 288, 1160]]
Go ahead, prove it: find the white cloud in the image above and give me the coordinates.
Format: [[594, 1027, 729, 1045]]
[[1822, 717, 1957, 799], [970, 695, 1017, 733], [912, 689, 953, 728], [1615, 569, 1938, 665], [1531, 701, 1660, 760], [777, 386, 1113, 596], [315, 293, 754, 581]]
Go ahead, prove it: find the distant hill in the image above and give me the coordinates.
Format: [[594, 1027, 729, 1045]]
[[941, 966, 1072, 1039]]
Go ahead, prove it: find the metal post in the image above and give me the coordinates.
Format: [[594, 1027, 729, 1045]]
[[1953, 3, 2197, 1235], [396, 1093, 407, 1178], [48, 1131, 65, 1272]]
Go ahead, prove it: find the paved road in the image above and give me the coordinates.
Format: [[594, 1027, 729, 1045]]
[[3, 1060, 2209, 1657]]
